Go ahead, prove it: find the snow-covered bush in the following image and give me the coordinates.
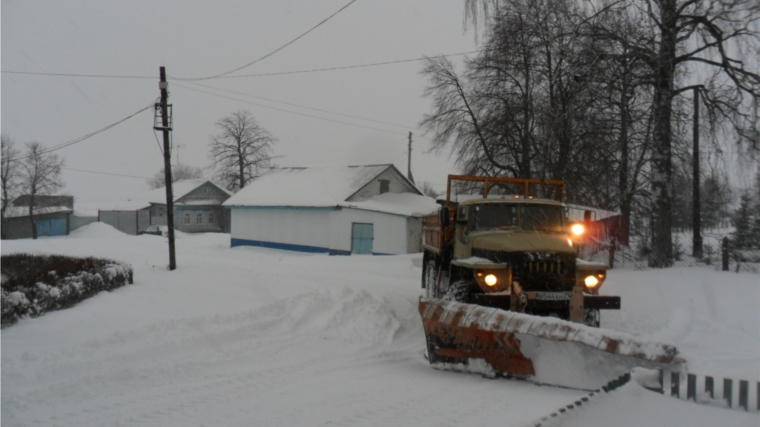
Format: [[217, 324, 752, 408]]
[[1, 254, 133, 327]]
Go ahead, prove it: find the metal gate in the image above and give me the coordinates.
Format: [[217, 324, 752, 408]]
[[351, 223, 374, 254], [35, 219, 67, 237]]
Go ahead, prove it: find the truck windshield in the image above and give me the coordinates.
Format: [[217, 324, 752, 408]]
[[471, 204, 518, 230], [520, 205, 565, 232]]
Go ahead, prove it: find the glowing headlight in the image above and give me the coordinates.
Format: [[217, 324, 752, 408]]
[[484, 274, 498, 286], [584, 275, 599, 287], [571, 224, 585, 236]]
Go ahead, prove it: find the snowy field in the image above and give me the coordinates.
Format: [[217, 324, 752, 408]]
[[2, 223, 758, 426]]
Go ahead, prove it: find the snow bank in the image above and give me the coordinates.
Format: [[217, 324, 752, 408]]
[[69, 222, 128, 238], [1, 232, 757, 427]]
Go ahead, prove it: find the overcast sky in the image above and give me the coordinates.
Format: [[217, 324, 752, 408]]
[[2, 0, 478, 204]]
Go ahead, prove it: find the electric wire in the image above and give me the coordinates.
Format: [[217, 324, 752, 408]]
[[63, 167, 151, 180], [172, 83, 437, 149], [197, 51, 478, 79], [1, 70, 154, 79], [8, 103, 155, 162], [172, 0, 359, 81], [182, 80, 417, 130], [2, 51, 476, 81]]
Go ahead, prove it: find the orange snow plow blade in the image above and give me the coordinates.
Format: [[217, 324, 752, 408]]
[[420, 298, 680, 390]]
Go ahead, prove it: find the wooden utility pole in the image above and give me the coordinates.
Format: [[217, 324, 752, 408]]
[[157, 66, 176, 270], [407, 132, 414, 183], [692, 87, 702, 259]]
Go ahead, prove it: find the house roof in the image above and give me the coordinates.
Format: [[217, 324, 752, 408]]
[[339, 192, 438, 217], [4, 206, 73, 219], [224, 164, 419, 208], [131, 179, 230, 205]]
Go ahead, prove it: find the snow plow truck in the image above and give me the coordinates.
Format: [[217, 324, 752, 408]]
[[419, 175, 681, 389]]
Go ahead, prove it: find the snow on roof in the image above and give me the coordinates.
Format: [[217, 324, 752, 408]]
[[339, 192, 438, 217], [4, 206, 72, 218], [224, 165, 398, 207], [131, 180, 229, 205]]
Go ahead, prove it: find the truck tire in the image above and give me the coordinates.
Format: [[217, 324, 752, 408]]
[[443, 280, 472, 303], [422, 252, 440, 298]]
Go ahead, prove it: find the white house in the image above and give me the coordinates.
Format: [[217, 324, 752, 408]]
[[223, 164, 438, 255]]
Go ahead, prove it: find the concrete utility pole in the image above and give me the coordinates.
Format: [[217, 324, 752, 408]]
[[157, 66, 176, 270], [407, 132, 414, 183], [692, 87, 702, 259]]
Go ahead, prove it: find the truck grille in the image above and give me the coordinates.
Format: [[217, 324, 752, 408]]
[[471, 249, 575, 292], [526, 260, 566, 274]]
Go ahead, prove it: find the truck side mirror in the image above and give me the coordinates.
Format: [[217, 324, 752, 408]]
[[440, 208, 450, 227]]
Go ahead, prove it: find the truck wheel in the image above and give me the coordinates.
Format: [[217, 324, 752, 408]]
[[443, 280, 472, 303], [422, 253, 440, 298], [584, 309, 600, 327]]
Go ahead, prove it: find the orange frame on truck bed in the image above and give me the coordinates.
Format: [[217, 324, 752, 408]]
[[445, 175, 565, 205]]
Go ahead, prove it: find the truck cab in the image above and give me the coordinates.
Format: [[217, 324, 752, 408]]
[[421, 176, 618, 326]]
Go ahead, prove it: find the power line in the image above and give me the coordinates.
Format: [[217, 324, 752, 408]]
[[174, 82, 411, 137], [2, 51, 476, 81], [173, 82, 438, 149], [173, 0, 359, 81], [182, 81, 417, 130], [1, 70, 154, 79], [198, 51, 478, 79], [63, 167, 151, 180], [9, 103, 154, 162]]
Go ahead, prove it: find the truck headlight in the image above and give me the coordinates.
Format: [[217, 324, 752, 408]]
[[484, 274, 497, 286], [571, 223, 585, 236], [584, 275, 599, 287], [473, 267, 512, 292]]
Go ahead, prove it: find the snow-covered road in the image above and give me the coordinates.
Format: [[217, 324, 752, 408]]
[[2, 224, 757, 426]]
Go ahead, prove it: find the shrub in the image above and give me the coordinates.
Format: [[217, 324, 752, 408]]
[[1, 254, 133, 327]]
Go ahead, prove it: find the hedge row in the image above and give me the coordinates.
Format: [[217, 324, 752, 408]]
[[1, 254, 134, 328]]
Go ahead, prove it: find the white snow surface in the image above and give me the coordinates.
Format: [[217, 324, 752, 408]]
[[2, 223, 758, 426]]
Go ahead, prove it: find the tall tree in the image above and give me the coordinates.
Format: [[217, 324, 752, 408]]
[[21, 142, 65, 239], [208, 110, 277, 192], [461, 0, 759, 266], [590, 0, 760, 266], [1, 134, 22, 239], [147, 163, 204, 189]]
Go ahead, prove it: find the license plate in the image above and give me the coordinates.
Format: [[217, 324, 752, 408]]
[[534, 292, 571, 301]]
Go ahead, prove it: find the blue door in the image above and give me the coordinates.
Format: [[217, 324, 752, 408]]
[[35, 219, 67, 237], [351, 223, 374, 254]]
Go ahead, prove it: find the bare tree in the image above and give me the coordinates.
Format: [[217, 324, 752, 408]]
[[585, 0, 760, 267], [1, 134, 22, 238], [21, 142, 65, 239], [208, 110, 277, 192], [418, 181, 441, 198], [148, 163, 204, 189]]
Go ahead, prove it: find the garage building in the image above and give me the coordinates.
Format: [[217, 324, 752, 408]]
[[223, 164, 438, 255]]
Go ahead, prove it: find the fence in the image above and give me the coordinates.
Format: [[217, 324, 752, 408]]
[[577, 216, 758, 272], [98, 210, 151, 235], [648, 368, 759, 412]]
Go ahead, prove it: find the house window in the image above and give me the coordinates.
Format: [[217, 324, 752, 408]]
[[202, 188, 209, 194], [196, 212, 203, 224], [379, 179, 390, 194], [208, 212, 214, 224], [183, 212, 191, 225]]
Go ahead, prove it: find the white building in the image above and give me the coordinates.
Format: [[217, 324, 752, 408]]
[[223, 164, 438, 255]]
